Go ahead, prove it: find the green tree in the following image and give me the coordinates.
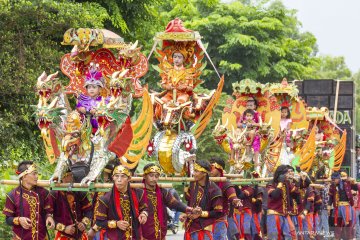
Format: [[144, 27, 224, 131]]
[[157, 0, 318, 92], [0, 0, 109, 167], [311, 55, 352, 80], [74, 0, 162, 35]]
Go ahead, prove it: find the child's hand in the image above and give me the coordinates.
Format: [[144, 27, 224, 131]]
[[78, 107, 86, 114], [90, 109, 96, 115]]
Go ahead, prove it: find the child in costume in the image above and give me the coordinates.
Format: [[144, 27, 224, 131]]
[[239, 109, 261, 171], [279, 106, 295, 165], [76, 63, 107, 134], [280, 106, 292, 132], [236, 97, 261, 170]]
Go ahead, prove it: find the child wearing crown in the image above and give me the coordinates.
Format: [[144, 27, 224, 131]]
[[76, 63, 108, 134]]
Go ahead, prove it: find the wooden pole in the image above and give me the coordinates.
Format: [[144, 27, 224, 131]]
[[256, 183, 324, 189], [333, 80, 340, 123], [137, 173, 260, 178], [230, 177, 272, 182], [316, 177, 355, 182], [131, 176, 227, 182], [0, 180, 173, 189]]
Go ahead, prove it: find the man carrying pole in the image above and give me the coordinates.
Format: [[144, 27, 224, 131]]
[[141, 163, 194, 240], [182, 159, 224, 240], [91, 165, 148, 240], [209, 157, 242, 240], [2, 160, 55, 240], [49, 170, 93, 240]]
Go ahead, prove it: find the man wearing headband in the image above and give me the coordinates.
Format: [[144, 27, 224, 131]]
[[3, 161, 55, 239], [297, 171, 317, 240], [316, 170, 331, 239], [49, 170, 93, 240], [88, 161, 118, 240], [209, 157, 241, 240], [182, 159, 224, 240], [266, 165, 299, 240], [285, 166, 306, 240], [92, 165, 148, 240], [141, 163, 193, 240], [328, 171, 358, 239], [312, 176, 323, 240]]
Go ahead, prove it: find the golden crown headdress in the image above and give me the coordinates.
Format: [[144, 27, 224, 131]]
[[144, 165, 162, 175], [112, 165, 131, 177]]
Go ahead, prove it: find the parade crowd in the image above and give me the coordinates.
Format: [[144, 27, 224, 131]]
[[3, 158, 360, 240]]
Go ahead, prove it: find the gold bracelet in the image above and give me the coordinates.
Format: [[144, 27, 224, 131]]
[[108, 220, 117, 229], [82, 217, 91, 226], [56, 223, 66, 232], [201, 211, 209, 218], [92, 224, 101, 232], [13, 217, 20, 226]]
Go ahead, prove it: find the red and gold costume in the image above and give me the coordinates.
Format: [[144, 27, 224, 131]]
[[266, 179, 298, 240], [141, 165, 191, 240], [49, 190, 92, 239], [93, 166, 148, 240], [159, 60, 195, 105], [3, 185, 52, 240], [184, 163, 223, 239], [328, 172, 358, 239], [3, 164, 53, 240], [236, 185, 263, 240], [210, 160, 239, 240]]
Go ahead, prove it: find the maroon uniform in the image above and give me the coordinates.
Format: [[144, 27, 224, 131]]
[[141, 187, 188, 240], [3, 186, 52, 240], [49, 191, 92, 239], [184, 181, 223, 235], [95, 187, 147, 240], [217, 181, 238, 220], [328, 179, 358, 239], [267, 181, 298, 239], [237, 185, 263, 239]]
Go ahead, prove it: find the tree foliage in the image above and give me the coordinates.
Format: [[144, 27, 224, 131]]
[[74, 0, 162, 35], [158, 0, 318, 92], [310, 55, 352, 80], [0, 0, 109, 169]]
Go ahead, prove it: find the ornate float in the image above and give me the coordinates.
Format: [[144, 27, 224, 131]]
[[146, 18, 224, 175], [34, 28, 153, 184], [212, 78, 347, 178]]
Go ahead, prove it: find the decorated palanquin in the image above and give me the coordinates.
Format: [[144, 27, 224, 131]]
[[213, 78, 347, 178], [299, 107, 347, 177], [147, 18, 224, 175], [214, 79, 278, 177], [34, 28, 152, 184], [265, 79, 309, 171]]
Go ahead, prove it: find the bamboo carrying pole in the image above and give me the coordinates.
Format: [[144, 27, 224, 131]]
[[256, 183, 325, 189], [137, 173, 268, 179], [0, 180, 173, 189], [131, 176, 228, 182]]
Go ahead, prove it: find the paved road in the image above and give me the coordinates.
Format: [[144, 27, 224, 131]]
[[166, 229, 185, 240]]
